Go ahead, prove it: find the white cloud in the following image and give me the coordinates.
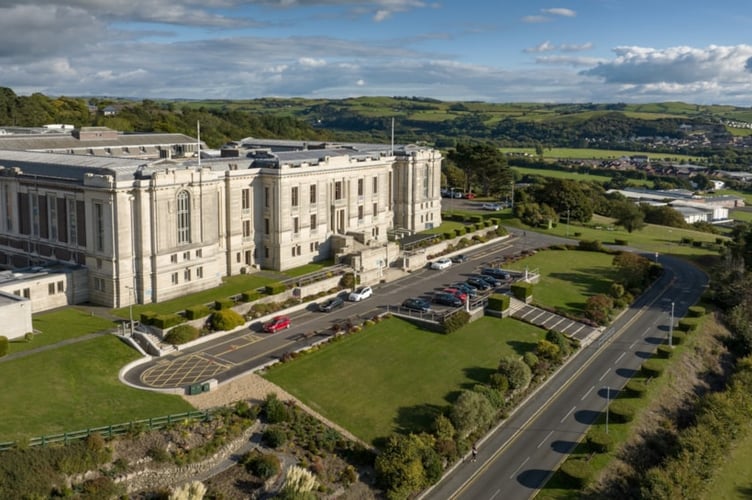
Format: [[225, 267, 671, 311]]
[[542, 8, 576, 17], [524, 41, 556, 53], [356, 79, 366, 86], [522, 15, 548, 23], [536, 55, 603, 67], [560, 42, 592, 52], [524, 41, 592, 54], [299, 57, 327, 67]]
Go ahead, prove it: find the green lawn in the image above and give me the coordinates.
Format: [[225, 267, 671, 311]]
[[264, 316, 546, 444], [7, 308, 118, 354], [0, 336, 193, 441], [706, 429, 752, 499], [502, 147, 701, 162], [511, 166, 652, 187], [503, 249, 618, 316]]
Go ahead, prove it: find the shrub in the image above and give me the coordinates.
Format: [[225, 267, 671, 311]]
[[641, 359, 665, 378], [614, 239, 628, 246], [164, 324, 200, 345], [486, 293, 510, 312], [578, 240, 604, 252], [152, 314, 185, 329], [241, 290, 262, 302], [488, 373, 509, 394], [625, 379, 648, 397], [523, 352, 539, 370], [678, 318, 699, 332], [587, 428, 615, 453], [264, 282, 287, 295], [670, 331, 686, 345], [497, 356, 532, 392], [215, 298, 235, 310], [454, 228, 463, 237], [657, 345, 674, 359], [473, 384, 505, 410], [209, 309, 245, 331], [546, 330, 571, 358], [536, 339, 561, 361], [510, 282, 533, 301], [560, 458, 593, 489], [609, 400, 636, 423], [243, 451, 280, 480], [184, 305, 211, 320], [442, 311, 470, 334], [262, 426, 288, 448], [610, 282, 625, 299], [140, 311, 157, 325], [687, 305, 705, 317], [0, 336, 7, 357], [584, 294, 614, 325], [443, 232, 453, 240], [263, 393, 291, 423]]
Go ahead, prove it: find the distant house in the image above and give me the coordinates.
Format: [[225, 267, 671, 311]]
[[102, 105, 119, 116], [630, 155, 650, 164]]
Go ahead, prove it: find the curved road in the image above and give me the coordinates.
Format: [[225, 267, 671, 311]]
[[424, 252, 707, 500]]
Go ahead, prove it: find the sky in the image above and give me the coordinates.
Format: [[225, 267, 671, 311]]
[[1, 1, 751, 105]]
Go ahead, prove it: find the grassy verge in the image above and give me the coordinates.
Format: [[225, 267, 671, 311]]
[[0, 335, 193, 441], [264, 316, 546, 445], [6, 308, 118, 354], [511, 166, 652, 187]]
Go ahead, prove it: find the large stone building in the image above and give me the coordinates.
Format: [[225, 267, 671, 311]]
[[0, 130, 442, 309]]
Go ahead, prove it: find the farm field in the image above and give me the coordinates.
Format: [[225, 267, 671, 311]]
[[511, 166, 652, 186], [501, 147, 701, 162]]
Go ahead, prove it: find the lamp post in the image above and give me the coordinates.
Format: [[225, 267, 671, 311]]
[[668, 301, 675, 347], [125, 285, 134, 335]]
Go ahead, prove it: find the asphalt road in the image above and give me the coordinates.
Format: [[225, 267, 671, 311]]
[[423, 253, 708, 500]]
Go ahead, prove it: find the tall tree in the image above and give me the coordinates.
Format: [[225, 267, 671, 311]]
[[448, 142, 512, 197]]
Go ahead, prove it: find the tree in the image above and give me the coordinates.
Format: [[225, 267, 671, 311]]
[[584, 294, 614, 325], [375, 433, 440, 499], [611, 199, 645, 233], [448, 142, 513, 197], [497, 356, 532, 392], [449, 390, 495, 439], [612, 251, 652, 290]]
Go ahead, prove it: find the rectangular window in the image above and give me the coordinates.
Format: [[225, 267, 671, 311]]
[[93, 279, 104, 292], [358, 205, 364, 220], [309, 184, 316, 203], [171, 273, 178, 285], [184, 269, 191, 281], [31, 193, 40, 237], [334, 181, 343, 200], [183, 251, 190, 260], [373, 176, 378, 194], [57, 281, 64, 293], [373, 203, 378, 217], [196, 249, 202, 258], [293, 217, 299, 234], [264, 187, 270, 208], [3, 185, 12, 232], [357, 178, 364, 196], [236, 252, 241, 263], [171, 254, 177, 263], [291, 186, 299, 207], [291, 247, 295, 257], [423, 165, 430, 198], [241, 188, 250, 210], [197, 267, 203, 278], [264, 218, 270, 235], [48, 283, 55, 295], [94, 202, 105, 252], [310, 213, 316, 230], [243, 220, 251, 237], [264, 246, 269, 258], [48, 195, 57, 240], [67, 199, 77, 245]]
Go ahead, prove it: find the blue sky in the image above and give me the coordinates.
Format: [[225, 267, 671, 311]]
[[1, 1, 751, 104]]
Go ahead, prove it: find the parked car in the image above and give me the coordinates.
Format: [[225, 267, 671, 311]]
[[348, 286, 373, 302], [482, 202, 503, 211], [475, 274, 500, 287], [466, 276, 492, 290], [318, 296, 344, 313], [464, 192, 476, 199], [443, 287, 468, 302], [453, 191, 464, 198], [451, 254, 469, 263], [263, 315, 291, 333], [481, 267, 510, 280], [430, 258, 453, 270], [402, 297, 433, 313], [451, 282, 478, 297], [433, 292, 463, 307]]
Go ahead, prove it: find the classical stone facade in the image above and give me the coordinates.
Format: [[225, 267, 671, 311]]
[[0, 135, 442, 308]]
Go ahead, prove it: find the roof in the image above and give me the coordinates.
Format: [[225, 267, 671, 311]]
[[0, 131, 196, 152], [0, 149, 144, 181]]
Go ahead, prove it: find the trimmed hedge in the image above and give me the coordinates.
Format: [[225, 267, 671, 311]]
[[442, 311, 471, 334], [185, 305, 212, 320], [608, 400, 636, 423], [215, 298, 235, 310], [656, 344, 674, 359], [687, 305, 705, 317], [140, 311, 157, 325], [209, 309, 245, 331], [670, 331, 686, 345], [678, 318, 699, 332], [152, 313, 185, 329], [510, 282, 533, 301], [614, 239, 628, 246], [0, 336, 7, 357], [641, 359, 665, 378], [264, 282, 287, 295], [486, 293, 510, 312], [625, 379, 648, 398], [241, 290, 263, 302], [164, 324, 200, 345], [560, 459, 593, 489], [578, 240, 604, 252], [587, 428, 615, 453]]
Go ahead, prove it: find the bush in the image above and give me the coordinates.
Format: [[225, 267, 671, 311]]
[[687, 305, 705, 317], [625, 379, 648, 397], [497, 356, 532, 392], [473, 384, 505, 410], [262, 426, 288, 448], [510, 282, 533, 301], [442, 311, 471, 334], [209, 309, 245, 331], [263, 394, 291, 424], [614, 239, 628, 246], [536, 339, 560, 361], [523, 352, 539, 370], [670, 331, 686, 345], [241, 290, 262, 302], [152, 314, 185, 329], [264, 282, 287, 295], [0, 336, 7, 357], [657, 344, 674, 359], [641, 359, 665, 378], [578, 240, 604, 252], [608, 400, 636, 423], [678, 318, 699, 332], [243, 451, 280, 480], [587, 428, 615, 453], [546, 330, 571, 358], [486, 293, 510, 312], [215, 298, 235, 310], [140, 311, 157, 325], [164, 324, 200, 345], [560, 458, 593, 489], [184, 305, 211, 320], [488, 373, 509, 394]]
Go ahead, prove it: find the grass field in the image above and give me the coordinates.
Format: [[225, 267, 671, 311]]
[[0, 336, 193, 441], [6, 308, 118, 354], [511, 166, 653, 187], [264, 316, 546, 444], [706, 429, 752, 499], [502, 147, 701, 162]]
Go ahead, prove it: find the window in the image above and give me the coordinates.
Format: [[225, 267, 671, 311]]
[[310, 213, 317, 230], [3, 185, 12, 231], [310, 184, 316, 203], [334, 181, 343, 200], [183, 251, 190, 260], [373, 176, 378, 194], [357, 178, 364, 196], [48, 283, 55, 295], [264, 187, 270, 208], [373, 203, 378, 217], [48, 194, 57, 240], [236, 252, 241, 263], [423, 165, 430, 198], [171, 273, 178, 285], [94, 202, 105, 252], [241, 188, 250, 211], [93, 279, 104, 292], [293, 217, 299, 234], [97, 258, 103, 269], [171, 254, 178, 263], [31, 193, 40, 237], [195, 249, 202, 258], [57, 281, 64, 293], [358, 206, 364, 220], [264, 218, 270, 235], [184, 269, 191, 281], [68, 198, 77, 246], [197, 267, 203, 278], [243, 220, 251, 237], [177, 191, 191, 245], [264, 246, 269, 258], [291, 186, 299, 207]]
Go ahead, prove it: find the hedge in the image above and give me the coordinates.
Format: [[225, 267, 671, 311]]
[[442, 311, 470, 334], [510, 282, 533, 301], [587, 428, 615, 453], [486, 293, 510, 312], [209, 309, 245, 331], [164, 324, 200, 345], [656, 344, 674, 359], [264, 282, 287, 295], [625, 379, 648, 398], [578, 239, 604, 252], [140, 311, 158, 325], [687, 305, 705, 317], [678, 318, 699, 332], [641, 359, 665, 378], [614, 239, 628, 246], [152, 313, 186, 329], [608, 400, 636, 423], [185, 305, 212, 320], [241, 290, 263, 302], [215, 298, 235, 310], [670, 331, 686, 345], [560, 459, 593, 489]]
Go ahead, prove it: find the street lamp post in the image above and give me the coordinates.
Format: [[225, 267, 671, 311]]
[[669, 301, 675, 347]]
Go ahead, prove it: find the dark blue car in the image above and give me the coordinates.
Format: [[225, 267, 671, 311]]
[[433, 292, 463, 307]]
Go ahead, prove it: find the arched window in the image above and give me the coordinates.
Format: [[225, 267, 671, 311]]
[[177, 191, 191, 244]]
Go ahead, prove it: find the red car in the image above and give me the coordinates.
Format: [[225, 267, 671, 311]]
[[464, 192, 476, 199], [443, 287, 468, 302], [263, 315, 291, 333]]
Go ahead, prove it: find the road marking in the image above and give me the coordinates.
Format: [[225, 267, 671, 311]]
[[510, 456, 530, 479], [490, 489, 501, 500], [537, 430, 554, 449], [615, 352, 626, 364], [599, 368, 611, 381], [643, 328, 651, 337], [629, 339, 638, 350], [581, 386, 594, 400], [560, 406, 576, 423]]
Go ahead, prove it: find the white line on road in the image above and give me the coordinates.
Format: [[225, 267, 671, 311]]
[[581, 386, 594, 401], [629, 339, 638, 350], [599, 368, 611, 381], [537, 430, 554, 449], [510, 457, 530, 479], [643, 328, 651, 337], [560, 406, 576, 423], [615, 352, 626, 364], [490, 489, 501, 500]]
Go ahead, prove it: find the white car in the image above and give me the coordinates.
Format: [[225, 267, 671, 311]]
[[348, 286, 373, 302], [430, 258, 453, 270], [482, 202, 503, 211]]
